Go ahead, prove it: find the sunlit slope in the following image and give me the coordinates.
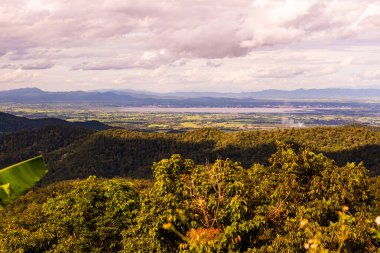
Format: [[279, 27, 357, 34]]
[[1, 124, 380, 185], [40, 125, 380, 184]]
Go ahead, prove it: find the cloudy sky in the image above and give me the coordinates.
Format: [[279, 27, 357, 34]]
[[0, 0, 379, 92]]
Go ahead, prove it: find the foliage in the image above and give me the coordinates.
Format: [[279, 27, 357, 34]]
[[0, 156, 47, 208], [0, 177, 139, 252], [0, 143, 378, 252], [122, 144, 378, 252]]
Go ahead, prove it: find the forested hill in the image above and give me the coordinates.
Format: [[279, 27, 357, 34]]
[[1, 124, 380, 185], [0, 125, 95, 169], [1, 120, 379, 252], [0, 112, 111, 132]]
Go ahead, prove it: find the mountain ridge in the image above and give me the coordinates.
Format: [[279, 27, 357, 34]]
[[1, 87, 380, 102], [0, 112, 111, 133]]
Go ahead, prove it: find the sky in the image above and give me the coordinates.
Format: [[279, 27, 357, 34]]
[[0, 0, 379, 92]]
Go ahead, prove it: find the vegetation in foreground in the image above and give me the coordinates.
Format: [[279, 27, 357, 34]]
[[1, 143, 378, 252], [0, 156, 47, 208]]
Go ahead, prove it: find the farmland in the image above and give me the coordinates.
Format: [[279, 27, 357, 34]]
[[1, 101, 379, 132]]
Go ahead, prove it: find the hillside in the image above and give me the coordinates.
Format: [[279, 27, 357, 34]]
[[0, 112, 111, 133], [0, 125, 95, 169], [45, 126, 380, 183], [1, 124, 379, 185]]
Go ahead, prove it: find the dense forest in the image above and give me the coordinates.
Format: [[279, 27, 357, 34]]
[[1, 118, 379, 251], [1, 124, 380, 184]]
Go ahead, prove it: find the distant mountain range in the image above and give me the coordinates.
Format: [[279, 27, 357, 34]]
[[81, 87, 380, 99], [0, 112, 111, 133], [0, 88, 379, 107]]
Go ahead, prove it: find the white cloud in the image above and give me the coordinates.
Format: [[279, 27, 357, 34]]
[[361, 70, 380, 80], [0, 69, 40, 83]]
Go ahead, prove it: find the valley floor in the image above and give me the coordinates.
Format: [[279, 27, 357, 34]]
[[1, 102, 380, 132]]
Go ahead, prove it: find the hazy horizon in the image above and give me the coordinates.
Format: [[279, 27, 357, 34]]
[[1, 0, 379, 92], [2, 86, 380, 94]]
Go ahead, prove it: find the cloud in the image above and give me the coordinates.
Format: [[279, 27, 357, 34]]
[[0, 0, 379, 91], [1, 60, 54, 70], [318, 66, 338, 76], [72, 50, 174, 70], [206, 61, 223, 68], [254, 66, 306, 78], [1, 0, 379, 64], [0, 69, 40, 83], [212, 65, 307, 84], [361, 70, 380, 80]]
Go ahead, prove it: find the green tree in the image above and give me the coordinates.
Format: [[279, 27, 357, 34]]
[[0, 177, 139, 252], [122, 143, 377, 252]]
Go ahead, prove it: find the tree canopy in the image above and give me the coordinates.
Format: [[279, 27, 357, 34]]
[[1, 143, 378, 252]]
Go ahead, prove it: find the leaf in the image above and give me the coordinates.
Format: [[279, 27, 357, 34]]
[[0, 156, 47, 207]]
